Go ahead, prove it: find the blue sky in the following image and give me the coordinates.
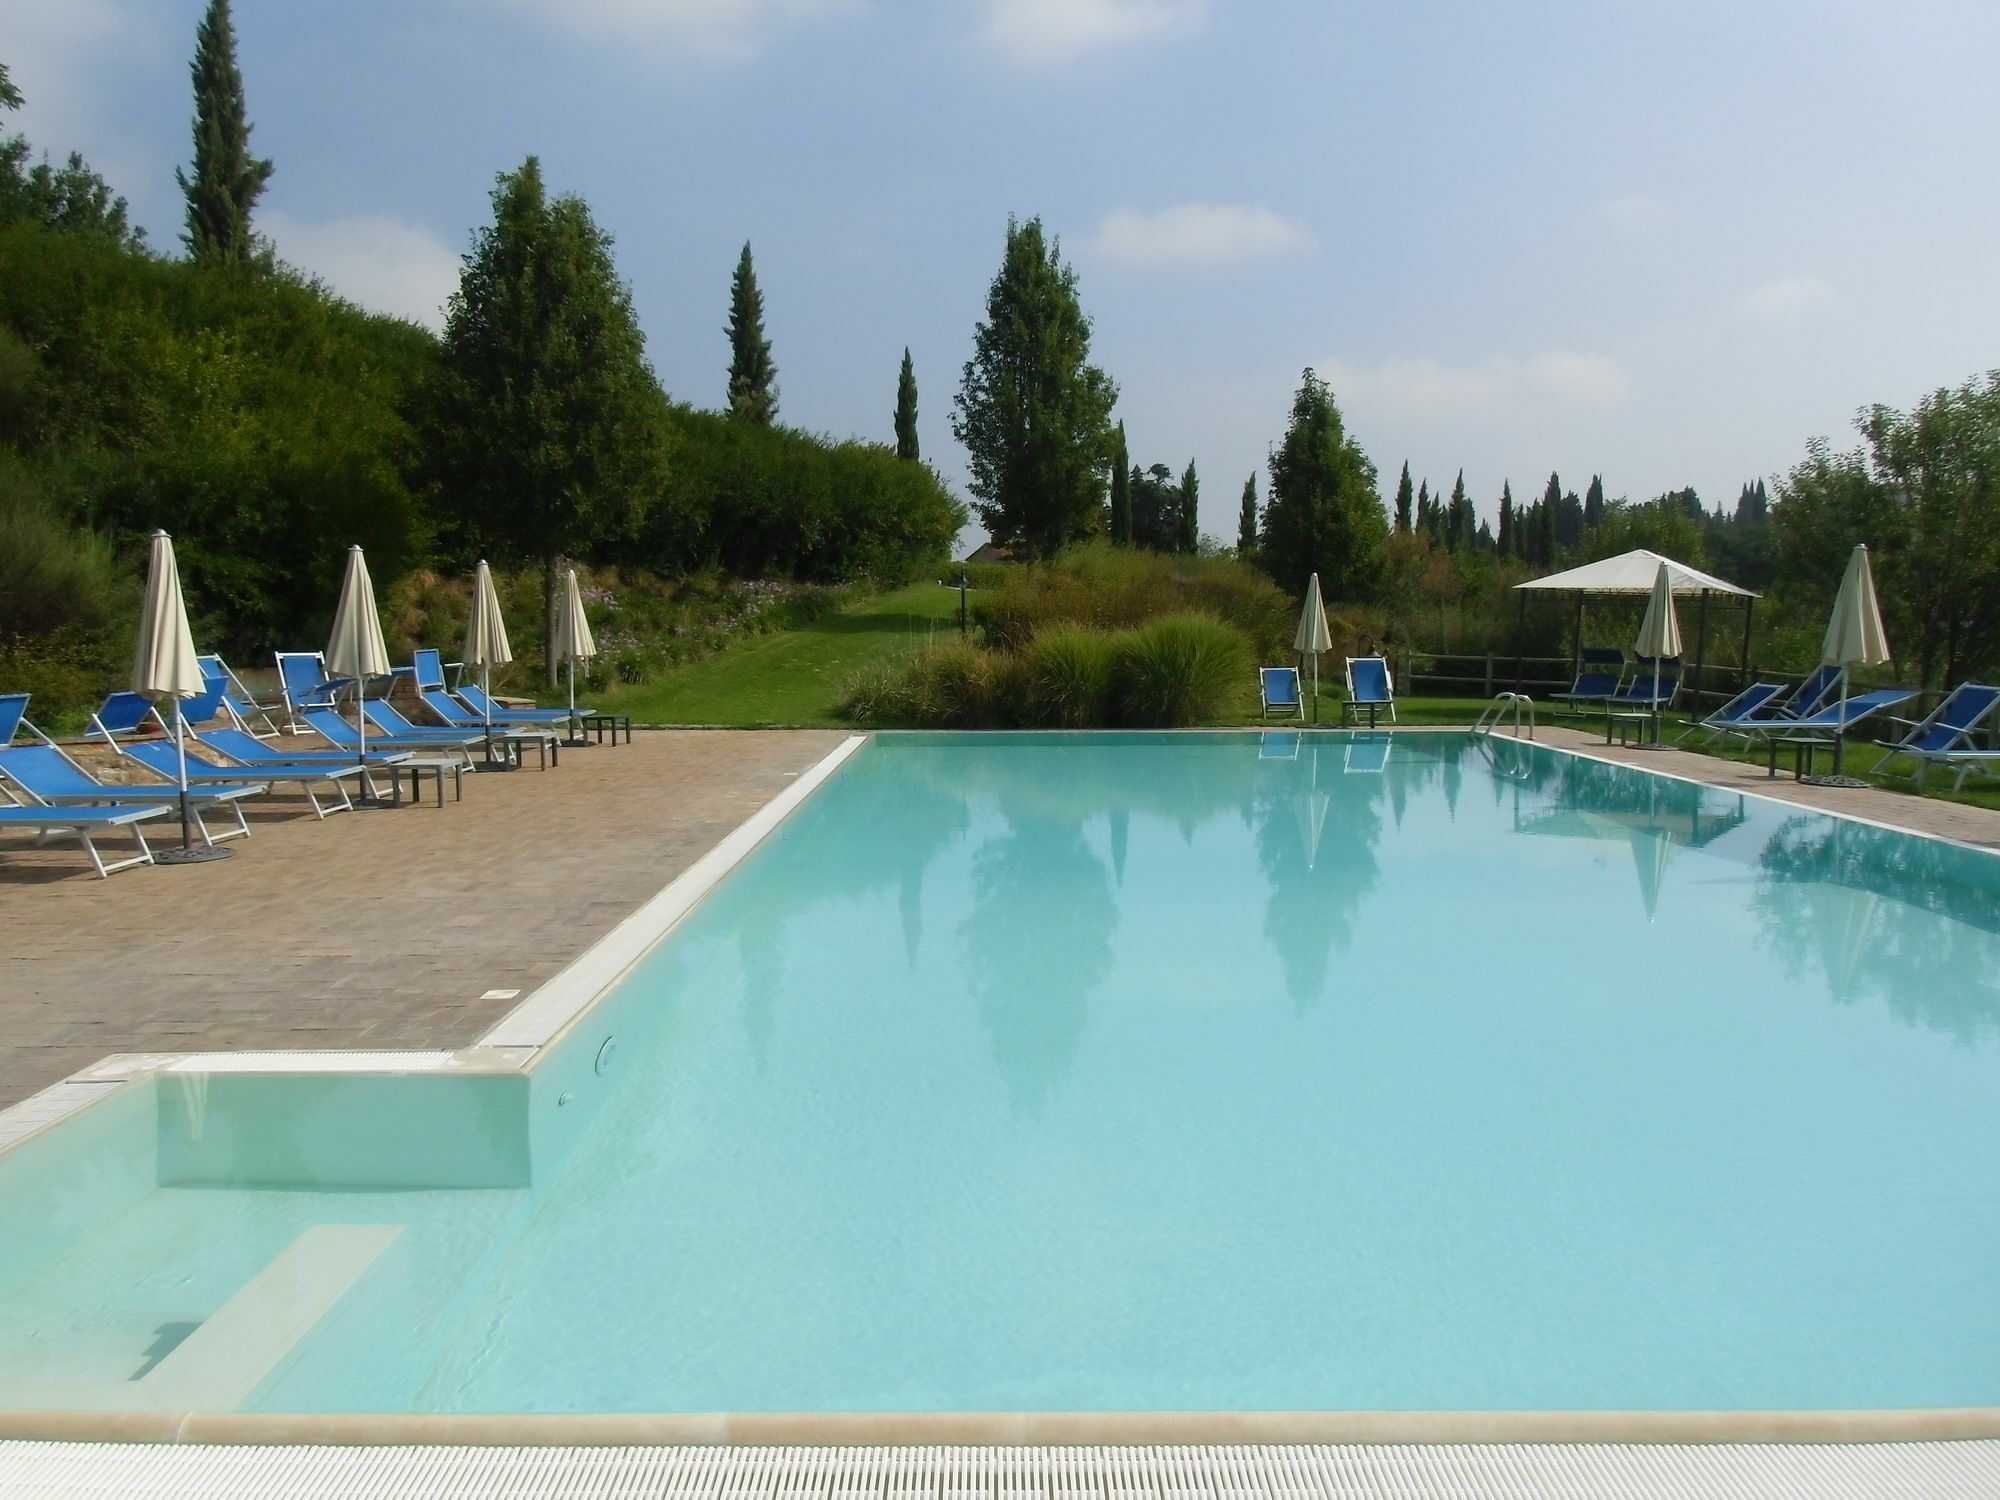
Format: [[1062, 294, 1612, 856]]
[[11, 1, 1998, 551]]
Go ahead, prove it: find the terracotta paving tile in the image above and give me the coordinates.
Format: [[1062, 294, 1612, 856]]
[[0, 730, 844, 1108]]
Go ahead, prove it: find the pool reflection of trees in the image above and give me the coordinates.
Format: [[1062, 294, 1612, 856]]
[[1752, 814, 2000, 1044]]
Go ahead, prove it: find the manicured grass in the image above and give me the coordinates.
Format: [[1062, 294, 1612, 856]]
[[589, 583, 964, 727]]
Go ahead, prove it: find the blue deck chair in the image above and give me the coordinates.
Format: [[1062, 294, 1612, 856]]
[[1677, 681, 1788, 747], [115, 738, 362, 819], [274, 650, 346, 731], [1343, 656, 1395, 728], [407, 655, 520, 733], [1871, 682, 2000, 790], [0, 722, 255, 849], [454, 680, 577, 727], [1345, 734, 1392, 773], [198, 653, 282, 737], [1739, 689, 1918, 778], [1550, 648, 1628, 713], [1260, 667, 1303, 719], [413, 649, 582, 728], [199, 725, 410, 771], [1609, 659, 1681, 711], [367, 696, 554, 769], [306, 704, 479, 766], [1778, 664, 1846, 720], [1258, 730, 1301, 761]]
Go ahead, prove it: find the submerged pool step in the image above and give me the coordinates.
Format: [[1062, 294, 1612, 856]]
[[140, 1224, 403, 1412]]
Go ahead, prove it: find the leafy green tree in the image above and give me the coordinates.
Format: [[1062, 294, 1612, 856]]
[[726, 241, 778, 424], [1179, 459, 1200, 553], [893, 346, 918, 459], [1129, 462, 1181, 551], [952, 216, 1117, 559], [1258, 368, 1385, 598], [1237, 473, 1258, 556], [175, 0, 272, 267], [1557, 488, 1585, 548], [0, 72, 144, 251], [1392, 460, 1413, 533], [1496, 481, 1515, 557], [427, 156, 670, 683], [0, 62, 20, 112], [1733, 478, 1770, 526], [1108, 422, 1132, 544]]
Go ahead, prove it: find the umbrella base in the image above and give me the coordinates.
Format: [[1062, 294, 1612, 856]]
[[155, 845, 232, 865], [1802, 774, 1872, 790]]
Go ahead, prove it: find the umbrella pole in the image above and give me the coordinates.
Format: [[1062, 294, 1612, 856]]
[[155, 700, 230, 863]]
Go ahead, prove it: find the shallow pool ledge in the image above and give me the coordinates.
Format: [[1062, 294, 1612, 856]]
[[4, 1406, 2000, 1447]]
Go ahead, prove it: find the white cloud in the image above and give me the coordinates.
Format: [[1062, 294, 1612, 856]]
[[264, 213, 463, 331], [1319, 351, 1632, 421], [1735, 275, 1836, 319], [980, 0, 1204, 66], [1596, 191, 1670, 227], [1087, 203, 1313, 269], [471, 0, 854, 62]]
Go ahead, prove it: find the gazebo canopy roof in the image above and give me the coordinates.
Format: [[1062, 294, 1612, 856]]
[[1513, 548, 1756, 597]]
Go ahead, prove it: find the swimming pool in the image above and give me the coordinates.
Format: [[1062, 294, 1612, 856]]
[[3, 731, 1998, 1419]]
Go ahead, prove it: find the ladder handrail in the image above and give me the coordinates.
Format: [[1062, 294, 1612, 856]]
[[1473, 692, 1536, 740]]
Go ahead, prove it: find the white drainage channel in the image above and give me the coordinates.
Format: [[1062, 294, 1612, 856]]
[[3, 1440, 1999, 1496]]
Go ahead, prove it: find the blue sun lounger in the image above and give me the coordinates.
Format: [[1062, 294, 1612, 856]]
[[1778, 664, 1846, 720], [198, 725, 410, 771], [1343, 656, 1395, 728], [410, 651, 580, 731], [1740, 688, 1918, 774], [0, 700, 255, 850], [275, 651, 346, 730], [198, 653, 282, 737], [1260, 667, 1302, 719], [0, 802, 176, 878], [1677, 681, 1789, 747], [1870, 682, 2000, 790], [305, 705, 479, 767], [115, 738, 363, 819], [455, 680, 577, 727], [1550, 648, 1628, 714]]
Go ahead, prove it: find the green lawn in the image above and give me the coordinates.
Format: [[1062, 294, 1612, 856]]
[[588, 582, 964, 727]]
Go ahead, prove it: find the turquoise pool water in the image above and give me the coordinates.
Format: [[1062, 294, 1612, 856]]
[[3, 731, 1999, 1414]]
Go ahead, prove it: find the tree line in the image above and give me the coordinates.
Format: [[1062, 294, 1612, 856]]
[[0, 3, 962, 685]]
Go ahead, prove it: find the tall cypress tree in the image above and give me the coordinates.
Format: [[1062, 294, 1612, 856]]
[[1392, 460, 1414, 533], [1496, 481, 1515, 557], [1583, 473, 1606, 530], [726, 241, 778, 424], [175, 0, 272, 267], [1257, 369, 1385, 598], [1179, 459, 1200, 553], [893, 346, 919, 460], [1415, 478, 1432, 537], [1446, 469, 1470, 552], [1237, 474, 1258, 556], [1108, 422, 1133, 543]]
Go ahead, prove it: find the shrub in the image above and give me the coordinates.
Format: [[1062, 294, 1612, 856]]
[[1113, 614, 1250, 727], [1023, 625, 1116, 727]]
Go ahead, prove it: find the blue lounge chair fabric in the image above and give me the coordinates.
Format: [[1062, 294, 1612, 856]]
[[366, 698, 553, 768], [117, 739, 361, 819], [1739, 688, 1917, 745], [1609, 660, 1681, 710], [198, 653, 281, 736], [1260, 667, 1302, 719], [198, 726, 409, 770], [1551, 648, 1628, 710], [454, 680, 578, 726], [1780, 664, 1845, 720], [1871, 682, 2000, 789], [0, 693, 29, 746], [0, 802, 174, 878], [1678, 681, 1788, 746], [305, 705, 478, 766], [0, 741, 254, 848], [1343, 657, 1395, 727], [274, 651, 345, 730]]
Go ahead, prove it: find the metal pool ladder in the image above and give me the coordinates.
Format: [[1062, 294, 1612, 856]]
[[1473, 692, 1536, 739]]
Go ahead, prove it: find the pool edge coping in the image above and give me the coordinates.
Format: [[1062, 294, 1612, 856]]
[[3, 1406, 2000, 1447]]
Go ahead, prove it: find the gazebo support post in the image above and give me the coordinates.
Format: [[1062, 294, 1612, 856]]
[[1514, 591, 1526, 692], [1741, 595, 1754, 687], [1691, 588, 1711, 721]]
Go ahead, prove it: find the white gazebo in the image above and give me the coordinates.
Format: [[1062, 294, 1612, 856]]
[[1512, 548, 1758, 712]]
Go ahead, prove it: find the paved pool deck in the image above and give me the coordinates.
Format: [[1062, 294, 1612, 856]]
[[0, 729, 844, 1111]]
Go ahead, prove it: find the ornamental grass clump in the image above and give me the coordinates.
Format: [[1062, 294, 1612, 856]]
[[1023, 626, 1117, 727], [1112, 614, 1250, 727]]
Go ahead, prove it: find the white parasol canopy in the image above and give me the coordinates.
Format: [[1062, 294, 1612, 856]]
[[463, 560, 514, 739], [132, 530, 219, 860], [326, 545, 390, 778], [1293, 573, 1333, 721], [551, 566, 596, 732], [1634, 561, 1683, 660]]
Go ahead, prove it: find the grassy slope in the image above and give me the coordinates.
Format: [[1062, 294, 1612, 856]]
[[588, 583, 963, 727]]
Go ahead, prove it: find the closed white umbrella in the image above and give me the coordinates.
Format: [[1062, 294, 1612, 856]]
[[551, 566, 597, 741], [464, 560, 513, 766], [133, 530, 226, 863], [1293, 573, 1333, 723], [326, 544, 392, 802], [1820, 542, 1891, 776], [1631, 561, 1681, 745]]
